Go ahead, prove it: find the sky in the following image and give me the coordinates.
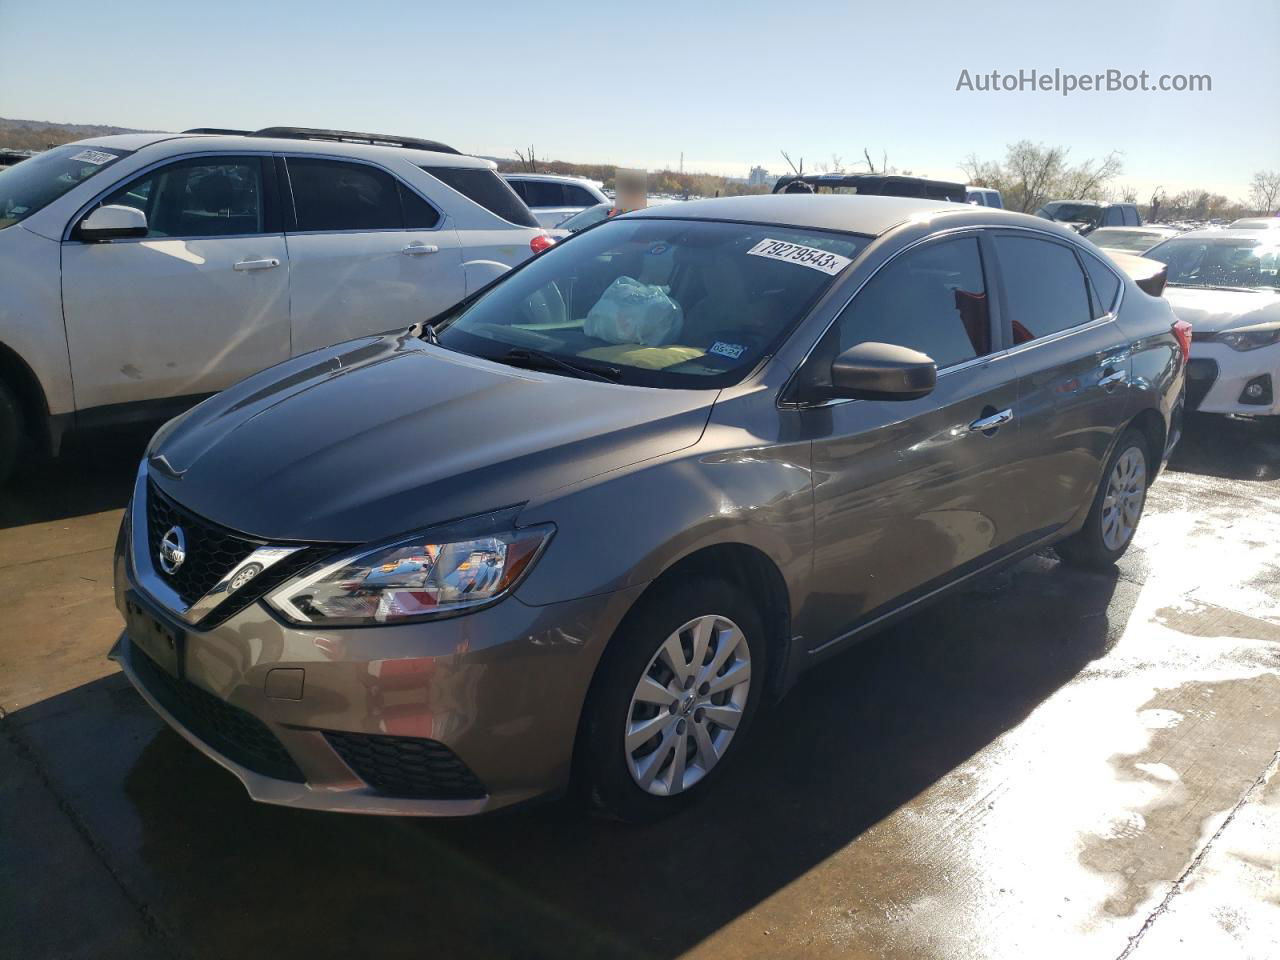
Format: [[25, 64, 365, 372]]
[[1, 0, 1276, 200]]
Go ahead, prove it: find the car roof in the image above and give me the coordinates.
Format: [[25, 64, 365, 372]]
[[623, 193, 1046, 237], [503, 172, 597, 183], [1171, 228, 1280, 242], [70, 131, 492, 168]]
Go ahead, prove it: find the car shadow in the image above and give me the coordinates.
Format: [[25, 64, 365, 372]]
[[1167, 411, 1280, 481], [2, 552, 1130, 960]]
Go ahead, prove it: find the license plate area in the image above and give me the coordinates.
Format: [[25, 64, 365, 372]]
[[124, 592, 185, 678]]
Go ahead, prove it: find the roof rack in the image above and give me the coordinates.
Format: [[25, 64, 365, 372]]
[[248, 127, 460, 155]]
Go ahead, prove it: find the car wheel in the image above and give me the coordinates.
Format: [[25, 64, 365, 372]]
[[1056, 428, 1149, 570], [579, 577, 766, 822], [0, 380, 21, 486]]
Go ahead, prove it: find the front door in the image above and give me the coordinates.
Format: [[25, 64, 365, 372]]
[[803, 233, 1027, 649], [281, 156, 465, 355], [61, 155, 290, 411]]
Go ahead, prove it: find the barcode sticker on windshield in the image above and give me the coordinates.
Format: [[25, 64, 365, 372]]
[[747, 238, 852, 275], [70, 149, 115, 165]]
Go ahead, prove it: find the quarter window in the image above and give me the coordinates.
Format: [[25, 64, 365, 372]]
[[287, 158, 402, 232], [993, 235, 1093, 343], [836, 236, 993, 369], [424, 167, 539, 227], [100, 157, 265, 238], [398, 183, 441, 228], [1082, 254, 1122, 317]]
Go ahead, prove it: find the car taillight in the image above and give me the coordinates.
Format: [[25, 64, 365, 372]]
[[530, 234, 555, 254], [1172, 319, 1192, 364]]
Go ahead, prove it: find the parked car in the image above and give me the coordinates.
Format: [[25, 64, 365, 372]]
[[111, 194, 1185, 822], [1144, 228, 1280, 416], [772, 173, 966, 202], [1229, 217, 1280, 230], [965, 187, 1003, 208], [503, 174, 609, 229], [0, 126, 551, 483], [1036, 200, 1142, 234], [547, 201, 614, 238], [1087, 225, 1182, 255]]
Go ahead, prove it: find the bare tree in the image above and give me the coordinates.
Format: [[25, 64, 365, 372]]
[[1148, 186, 1165, 222], [1249, 170, 1280, 215], [780, 150, 804, 176], [514, 145, 539, 173], [957, 141, 1125, 213]]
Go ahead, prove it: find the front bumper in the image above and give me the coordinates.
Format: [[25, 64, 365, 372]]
[[112, 496, 643, 816], [1187, 341, 1280, 416]]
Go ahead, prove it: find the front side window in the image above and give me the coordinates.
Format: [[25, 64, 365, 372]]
[[287, 158, 401, 232], [835, 235, 993, 369], [1, 144, 131, 230], [564, 184, 600, 206], [1144, 237, 1280, 291], [425, 167, 538, 227], [437, 217, 869, 388], [994, 235, 1093, 342], [100, 157, 264, 238]]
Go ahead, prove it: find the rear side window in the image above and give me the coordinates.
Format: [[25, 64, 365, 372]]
[[1082, 254, 1122, 317], [423, 167, 538, 227], [837, 235, 992, 369], [995, 235, 1093, 343], [100, 156, 266, 238], [287, 158, 402, 232], [519, 180, 568, 208]]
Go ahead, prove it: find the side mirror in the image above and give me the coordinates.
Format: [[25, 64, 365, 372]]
[[830, 342, 937, 401], [77, 204, 148, 241]]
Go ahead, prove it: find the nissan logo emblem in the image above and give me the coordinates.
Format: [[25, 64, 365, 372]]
[[158, 526, 186, 575]]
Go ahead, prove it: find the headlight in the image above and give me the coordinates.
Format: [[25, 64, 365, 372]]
[[267, 516, 554, 626], [1217, 325, 1280, 352]]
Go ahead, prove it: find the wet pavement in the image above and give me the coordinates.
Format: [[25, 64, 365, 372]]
[[2, 414, 1278, 960]]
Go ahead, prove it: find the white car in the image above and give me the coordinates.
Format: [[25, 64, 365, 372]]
[[1144, 229, 1280, 416], [0, 126, 551, 482], [1087, 225, 1181, 256], [965, 187, 1003, 208], [1229, 217, 1280, 230], [502, 174, 609, 228]]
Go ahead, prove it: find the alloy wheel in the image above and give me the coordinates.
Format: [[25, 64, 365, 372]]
[[624, 614, 751, 797], [1101, 446, 1146, 551]]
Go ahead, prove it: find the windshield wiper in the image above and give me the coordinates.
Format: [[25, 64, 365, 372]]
[[499, 347, 622, 383]]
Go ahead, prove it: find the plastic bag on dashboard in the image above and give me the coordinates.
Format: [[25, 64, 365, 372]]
[[583, 276, 684, 346]]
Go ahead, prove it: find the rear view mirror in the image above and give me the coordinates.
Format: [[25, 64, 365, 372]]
[[831, 342, 937, 401], [77, 204, 148, 241]]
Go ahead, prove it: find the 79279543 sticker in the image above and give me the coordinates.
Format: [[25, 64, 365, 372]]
[[746, 238, 853, 276]]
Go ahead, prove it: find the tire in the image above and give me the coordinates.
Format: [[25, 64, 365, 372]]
[[1056, 428, 1150, 570], [0, 380, 22, 487], [578, 577, 767, 823]]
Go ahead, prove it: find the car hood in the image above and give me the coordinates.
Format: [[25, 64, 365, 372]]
[[147, 332, 716, 543], [1163, 286, 1280, 334]]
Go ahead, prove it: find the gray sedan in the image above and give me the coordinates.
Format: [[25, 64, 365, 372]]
[[111, 195, 1186, 821]]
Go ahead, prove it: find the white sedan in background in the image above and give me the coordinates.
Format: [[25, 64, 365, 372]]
[[1144, 229, 1280, 416], [1087, 225, 1181, 256]]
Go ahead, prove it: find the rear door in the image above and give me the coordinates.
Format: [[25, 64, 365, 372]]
[[805, 233, 1026, 647], [282, 156, 465, 354], [61, 154, 290, 411], [995, 232, 1133, 536]]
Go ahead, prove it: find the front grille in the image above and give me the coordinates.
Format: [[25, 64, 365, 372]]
[[130, 641, 305, 783], [325, 732, 486, 800], [145, 481, 338, 628], [1185, 358, 1219, 411]]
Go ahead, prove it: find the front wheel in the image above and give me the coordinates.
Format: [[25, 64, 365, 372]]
[[578, 578, 766, 822], [1056, 428, 1149, 570]]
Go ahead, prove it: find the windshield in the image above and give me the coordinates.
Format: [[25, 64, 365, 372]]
[[559, 203, 612, 232], [1040, 202, 1102, 225], [1089, 229, 1163, 253], [437, 217, 869, 388], [1144, 237, 1280, 291], [0, 144, 131, 229]]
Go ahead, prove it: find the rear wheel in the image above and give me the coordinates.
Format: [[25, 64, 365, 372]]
[[579, 578, 766, 822], [0, 380, 22, 486], [1056, 428, 1149, 569]]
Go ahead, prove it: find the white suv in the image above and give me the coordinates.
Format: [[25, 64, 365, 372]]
[[503, 174, 609, 228], [0, 127, 551, 482]]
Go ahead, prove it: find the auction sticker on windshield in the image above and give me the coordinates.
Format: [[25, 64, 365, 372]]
[[70, 149, 117, 165], [747, 238, 853, 275]]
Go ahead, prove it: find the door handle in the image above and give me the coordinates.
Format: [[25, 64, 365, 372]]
[[233, 258, 280, 271], [402, 243, 439, 256], [1098, 369, 1127, 390], [969, 408, 1014, 433]]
